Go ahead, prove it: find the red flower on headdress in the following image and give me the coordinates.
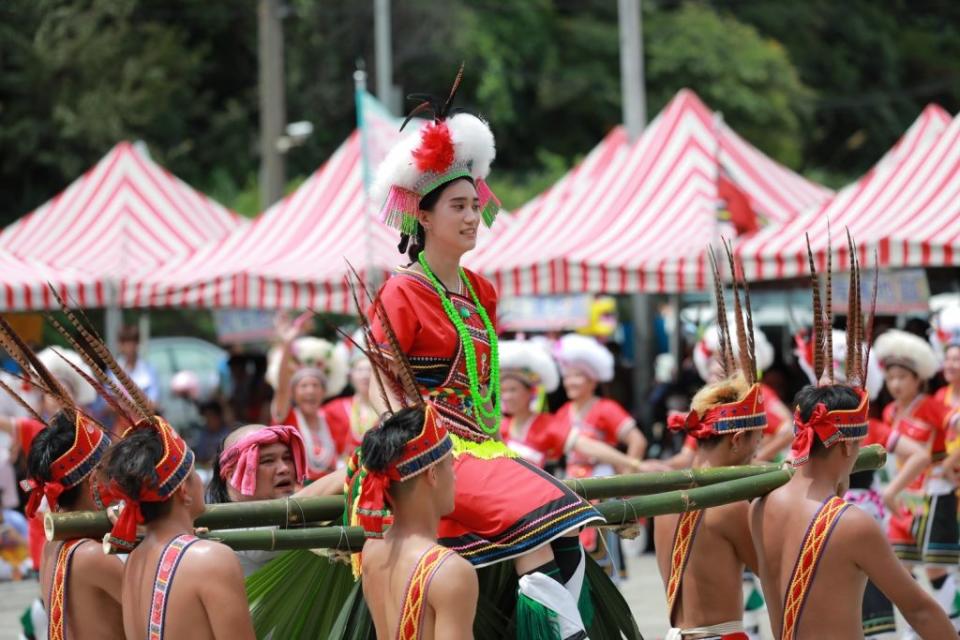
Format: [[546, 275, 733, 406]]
[[413, 122, 455, 174]]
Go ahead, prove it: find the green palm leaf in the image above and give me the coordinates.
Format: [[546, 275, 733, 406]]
[[245, 550, 356, 639]]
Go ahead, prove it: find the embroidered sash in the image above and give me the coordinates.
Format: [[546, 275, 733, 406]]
[[665, 509, 706, 624], [48, 538, 86, 640], [147, 534, 198, 640], [780, 496, 849, 640], [396, 545, 456, 640]]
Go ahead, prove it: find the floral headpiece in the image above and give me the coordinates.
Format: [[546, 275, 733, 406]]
[[107, 417, 195, 551], [371, 66, 500, 240]]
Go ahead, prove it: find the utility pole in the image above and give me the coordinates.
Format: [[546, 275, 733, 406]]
[[618, 0, 646, 140], [373, 0, 396, 113], [618, 0, 656, 422], [259, 0, 286, 209]]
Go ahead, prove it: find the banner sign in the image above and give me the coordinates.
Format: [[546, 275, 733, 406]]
[[213, 310, 276, 344], [831, 268, 929, 315]]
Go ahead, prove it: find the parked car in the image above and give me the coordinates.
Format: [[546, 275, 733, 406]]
[[144, 337, 228, 413]]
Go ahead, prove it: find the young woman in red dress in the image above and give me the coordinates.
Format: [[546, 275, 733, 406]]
[[357, 79, 605, 639]]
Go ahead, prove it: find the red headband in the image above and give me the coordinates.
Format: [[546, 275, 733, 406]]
[[790, 388, 869, 466], [218, 425, 306, 497], [667, 383, 768, 440], [107, 417, 194, 551], [347, 404, 453, 539], [21, 413, 111, 518]]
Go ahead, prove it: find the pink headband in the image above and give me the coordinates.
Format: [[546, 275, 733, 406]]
[[219, 425, 306, 496]]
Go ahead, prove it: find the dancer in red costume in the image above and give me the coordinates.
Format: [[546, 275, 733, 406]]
[[326, 354, 378, 457], [500, 339, 650, 472], [269, 316, 348, 480], [356, 70, 603, 640], [874, 329, 960, 636]]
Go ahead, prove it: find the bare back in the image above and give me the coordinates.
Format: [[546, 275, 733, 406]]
[[750, 485, 865, 639], [654, 501, 756, 630], [40, 539, 124, 640], [362, 536, 476, 640], [122, 535, 254, 640]]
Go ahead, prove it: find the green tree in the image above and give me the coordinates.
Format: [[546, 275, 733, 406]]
[[645, 3, 813, 168]]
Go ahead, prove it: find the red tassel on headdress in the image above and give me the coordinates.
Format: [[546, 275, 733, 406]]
[[413, 122, 455, 174]]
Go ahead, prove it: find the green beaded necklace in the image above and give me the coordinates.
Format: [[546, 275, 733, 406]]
[[418, 251, 501, 435]]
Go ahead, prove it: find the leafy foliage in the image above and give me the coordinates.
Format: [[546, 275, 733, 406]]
[[1, 1, 958, 227]]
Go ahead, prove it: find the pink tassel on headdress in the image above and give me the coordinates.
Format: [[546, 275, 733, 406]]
[[380, 185, 421, 235], [475, 178, 501, 227]]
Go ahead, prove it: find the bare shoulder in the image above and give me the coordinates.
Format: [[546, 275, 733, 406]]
[[428, 552, 477, 604], [72, 539, 123, 571], [180, 539, 244, 578], [833, 503, 883, 541]]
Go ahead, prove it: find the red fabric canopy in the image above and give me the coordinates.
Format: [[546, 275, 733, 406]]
[[469, 89, 831, 294], [124, 132, 511, 311], [736, 104, 955, 279], [0, 142, 243, 308]]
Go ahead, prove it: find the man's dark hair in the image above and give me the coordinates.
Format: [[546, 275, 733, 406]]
[[26, 412, 85, 509], [103, 427, 174, 522], [792, 384, 863, 459], [400, 176, 476, 262], [360, 407, 425, 473], [206, 438, 230, 504]]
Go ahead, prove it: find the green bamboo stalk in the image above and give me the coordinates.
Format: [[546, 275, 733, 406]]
[[47, 444, 886, 541], [201, 468, 793, 551]]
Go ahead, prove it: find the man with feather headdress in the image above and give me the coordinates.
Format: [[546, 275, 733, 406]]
[[749, 235, 953, 640]]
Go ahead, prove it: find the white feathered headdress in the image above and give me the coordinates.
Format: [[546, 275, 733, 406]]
[[266, 337, 348, 399], [874, 329, 939, 381], [499, 340, 560, 393], [371, 66, 500, 238], [693, 322, 775, 383], [556, 334, 615, 383]]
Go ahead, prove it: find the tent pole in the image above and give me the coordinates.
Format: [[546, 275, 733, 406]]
[[104, 284, 122, 354]]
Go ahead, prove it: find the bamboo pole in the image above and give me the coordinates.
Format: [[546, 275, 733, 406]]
[[201, 468, 793, 552], [47, 444, 886, 542]]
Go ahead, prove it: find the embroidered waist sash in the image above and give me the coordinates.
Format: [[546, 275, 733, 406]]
[[48, 538, 86, 640], [666, 510, 706, 625], [148, 534, 198, 640], [396, 545, 456, 640], [780, 496, 849, 640]]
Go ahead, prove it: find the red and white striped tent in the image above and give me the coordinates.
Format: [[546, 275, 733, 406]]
[[470, 89, 831, 295], [736, 104, 955, 279], [123, 132, 511, 311], [0, 249, 100, 311], [0, 141, 243, 307]]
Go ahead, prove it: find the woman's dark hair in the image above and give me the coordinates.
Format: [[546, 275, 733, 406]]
[[792, 384, 863, 458], [206, 438, 230, 504], [27, 412, 85, 509], [398, 176, 476, 262], [103, 427, 174, 522], [360, 407, 425, 473]]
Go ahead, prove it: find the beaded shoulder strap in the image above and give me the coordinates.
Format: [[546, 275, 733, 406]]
[[147, 534, 199, 640], [396, 545, 457, 640], [48, 538, 87, 640], [665, 509, 705, 624], [781, 496, 849, 640]]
